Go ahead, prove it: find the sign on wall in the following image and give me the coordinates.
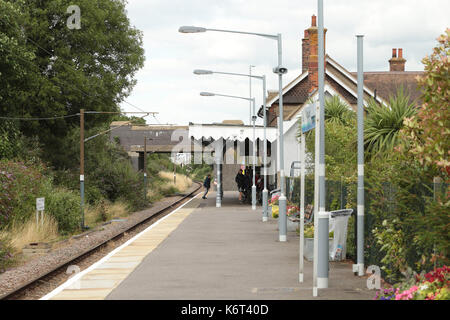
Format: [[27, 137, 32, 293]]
[[301, 102, 316, 133]]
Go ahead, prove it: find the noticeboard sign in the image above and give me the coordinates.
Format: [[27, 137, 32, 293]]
[[36, 197, 45, 211], [301, 102, 316, 134]]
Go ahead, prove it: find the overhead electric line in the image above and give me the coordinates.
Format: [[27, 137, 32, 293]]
[[0, 114, 80, 121]]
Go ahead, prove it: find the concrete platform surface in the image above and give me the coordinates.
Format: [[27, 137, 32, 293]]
[[107, 192, 375, 300]]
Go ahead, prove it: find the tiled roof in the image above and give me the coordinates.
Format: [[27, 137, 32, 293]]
[[267, 91, 278, 101], [266, 54, 424, 127], [349, 71, 424, 105]]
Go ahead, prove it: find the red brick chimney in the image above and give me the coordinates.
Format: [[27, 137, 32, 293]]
[[302, 15, 327, 92], [302, 29, 310, 73], [389, 48, 406, 71]]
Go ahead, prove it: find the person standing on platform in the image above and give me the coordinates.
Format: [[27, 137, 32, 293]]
[[235, 170, 245, 201], [202, 174, 211, 199]]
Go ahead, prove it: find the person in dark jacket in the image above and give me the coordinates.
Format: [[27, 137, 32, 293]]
[[235, 170, 245, 201], [202, 174, 211, 199]]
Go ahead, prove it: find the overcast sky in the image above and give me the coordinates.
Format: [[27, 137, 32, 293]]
[[120, 0, 449, 126]]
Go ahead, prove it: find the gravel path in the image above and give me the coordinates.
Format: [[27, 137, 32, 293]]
[[0, 183, 200, 299]]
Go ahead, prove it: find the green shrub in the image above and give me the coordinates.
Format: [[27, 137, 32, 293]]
[[0, 238, 14, 272], [0, 120, 23, 159], [0, 159, 52, 227], [191, 165, 213, 182], [46, 188, 81, 234], [85, 185, 103, 205], [161, 185, 179, 196]]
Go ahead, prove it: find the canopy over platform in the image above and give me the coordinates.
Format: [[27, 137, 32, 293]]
[[188, 123, 277, 143]]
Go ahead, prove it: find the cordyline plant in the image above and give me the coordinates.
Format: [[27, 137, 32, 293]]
[[401, 28, 450, 182]]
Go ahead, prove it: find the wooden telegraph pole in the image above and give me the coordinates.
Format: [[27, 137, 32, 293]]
[[80, 109, 86, 229]]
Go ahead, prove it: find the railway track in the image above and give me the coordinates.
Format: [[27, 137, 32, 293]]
[[1, 182, 202, 300]]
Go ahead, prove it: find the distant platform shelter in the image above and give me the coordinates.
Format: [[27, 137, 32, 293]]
[[110, 120, 278, 192], [188, 121, 278, 191]]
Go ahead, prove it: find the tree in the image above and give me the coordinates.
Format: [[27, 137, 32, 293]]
[[364, 87, 417, 158], [112, 114, 147, 125], [1, 0, 145, 169], [0, 0, 37, 115], [402, 29, 450, 180]]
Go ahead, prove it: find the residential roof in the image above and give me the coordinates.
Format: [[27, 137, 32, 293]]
[[264, 54, 424, 126], [349, 71, 424, 104], [267, 91, 278, 101], [222, 120, 244, 125]]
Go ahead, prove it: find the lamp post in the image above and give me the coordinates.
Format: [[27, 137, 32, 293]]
[[180, 26, 288, 241], [200, 92, 256, 209], [194, 69, 268, 216], [249, 65, 255, 125]]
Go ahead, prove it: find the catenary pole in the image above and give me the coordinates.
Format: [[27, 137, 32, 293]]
[[144, 136, 147, 200], [317, 0, 329, 290], [299, 132, 306, 282], [249, 65, 254, 125], [355, 35, 365, 276], [215, 138, 223, 208], [277, 33, 287, 242], [262, 75, 269, 222], [252, 98, 257, 210], [80, 109, 85, 229], [312, 97, 320, 296]]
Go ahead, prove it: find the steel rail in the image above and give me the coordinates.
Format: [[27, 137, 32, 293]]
[[0, 182, 202, 300]]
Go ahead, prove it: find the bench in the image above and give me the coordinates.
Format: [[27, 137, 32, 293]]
[[288, 204, 314, 224]]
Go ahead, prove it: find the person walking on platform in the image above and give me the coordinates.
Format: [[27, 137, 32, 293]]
[[202, 174, 211, 199]]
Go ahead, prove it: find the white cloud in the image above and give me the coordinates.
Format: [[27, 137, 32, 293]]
[[121, 0, 450, 124]]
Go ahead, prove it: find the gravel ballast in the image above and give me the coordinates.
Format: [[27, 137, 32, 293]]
[[0, 183, 200, 299]]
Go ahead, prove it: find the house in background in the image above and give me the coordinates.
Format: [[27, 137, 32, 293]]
[[264, 15, 424, 177]]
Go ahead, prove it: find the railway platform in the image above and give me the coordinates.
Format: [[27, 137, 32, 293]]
[[43, 191, 375, 300]]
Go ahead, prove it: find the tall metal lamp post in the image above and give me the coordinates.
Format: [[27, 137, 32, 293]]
[[194, 70, 268, 215], [180, 26, 288, 241]]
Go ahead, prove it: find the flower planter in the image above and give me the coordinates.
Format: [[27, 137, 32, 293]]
[[304, 238, 333, 262], [287, 218, 298, 232], [271, 205, 279, 219]]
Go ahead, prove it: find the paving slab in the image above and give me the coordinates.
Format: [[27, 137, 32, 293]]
[[107, 192, 375, 300], [45, 196, 200, 300]]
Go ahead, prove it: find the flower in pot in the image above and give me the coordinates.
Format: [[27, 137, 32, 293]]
[[269, 194, 279, 206], [301, 224, 334, 238], [272, 205, 279, 218], [287, 205, 299, 217]]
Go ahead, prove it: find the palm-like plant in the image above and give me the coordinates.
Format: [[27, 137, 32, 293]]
[[324, 95, 354, 126], [296, 95, 354, 140], [364, 87, 417, 157]]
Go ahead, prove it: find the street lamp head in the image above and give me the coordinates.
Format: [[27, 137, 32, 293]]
[[179, 26, 207, 33], [273, 66, 288, 75], [200, 92, 215, 96], [194, 69, 213, 75]]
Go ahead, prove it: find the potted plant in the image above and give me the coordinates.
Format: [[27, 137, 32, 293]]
[[269, 194, 280, 219], [286, 205, 300, 231], [301, 224, 334, 261]]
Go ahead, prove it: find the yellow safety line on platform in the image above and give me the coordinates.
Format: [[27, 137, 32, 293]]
[[48, 197, 201, 300]]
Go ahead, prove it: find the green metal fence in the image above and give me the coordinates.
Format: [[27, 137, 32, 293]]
[[284, 176, 447, 280]]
